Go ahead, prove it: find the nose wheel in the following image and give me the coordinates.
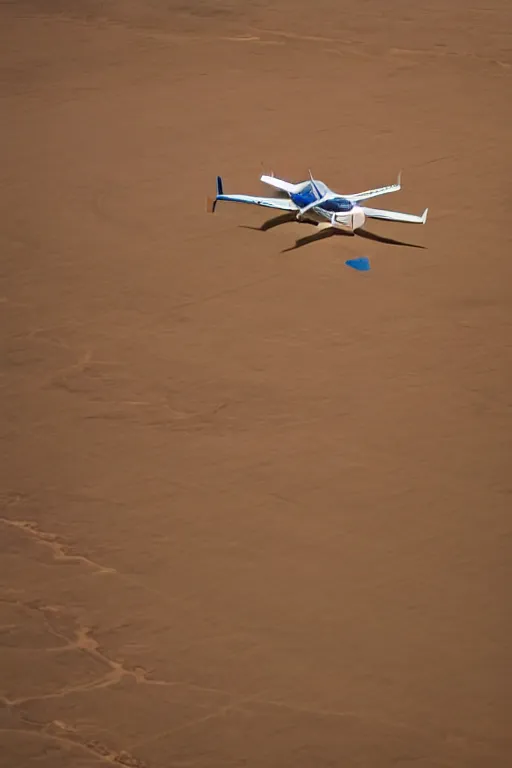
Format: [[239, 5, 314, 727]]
[[296, 213, 318, 226]]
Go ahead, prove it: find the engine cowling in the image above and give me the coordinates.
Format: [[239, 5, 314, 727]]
[[350, 206, 366, 231], [331, 206, 365, 232]]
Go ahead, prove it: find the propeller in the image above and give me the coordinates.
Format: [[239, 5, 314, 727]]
[[296, 170, 333, 218]]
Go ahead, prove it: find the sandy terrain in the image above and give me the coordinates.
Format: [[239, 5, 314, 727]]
[[1, 1, 511, 765]]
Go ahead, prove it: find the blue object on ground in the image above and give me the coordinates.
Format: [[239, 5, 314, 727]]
[[345, 256, 371, 271]]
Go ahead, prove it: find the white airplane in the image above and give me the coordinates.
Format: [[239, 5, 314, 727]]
[[207, 171, 428, 235]]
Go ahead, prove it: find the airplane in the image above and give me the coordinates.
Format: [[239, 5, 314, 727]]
[[207, 170, 428, 236]]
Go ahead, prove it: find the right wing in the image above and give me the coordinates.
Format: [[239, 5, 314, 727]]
[[361, 205, 428, 224], [345, 172, 402, 202], [260, 174, 303, 194]]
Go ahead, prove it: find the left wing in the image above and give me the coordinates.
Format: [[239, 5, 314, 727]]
[[361, 205, 428, 224], [207, 175, 297, 214]]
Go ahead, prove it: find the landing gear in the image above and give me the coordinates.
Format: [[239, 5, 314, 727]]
[[295, 213, 318, 226]]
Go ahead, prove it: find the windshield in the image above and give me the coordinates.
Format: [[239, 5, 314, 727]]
[[320, 198, 353, 213]]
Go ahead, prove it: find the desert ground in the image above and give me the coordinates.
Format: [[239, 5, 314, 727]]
[[1, 1, 511, 766]]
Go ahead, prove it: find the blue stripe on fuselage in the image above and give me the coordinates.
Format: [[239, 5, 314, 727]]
[[290, 188, 317, 208], [291, 189, 355, 214]]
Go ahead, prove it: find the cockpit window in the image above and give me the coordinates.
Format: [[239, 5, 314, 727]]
[[321, 198, 353, 213]]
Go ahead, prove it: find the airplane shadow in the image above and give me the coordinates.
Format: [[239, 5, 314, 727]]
[[239, 212, 427, 252], [282, 225, 427, 253], [281, 227, 337, 252], [355, 228, 426, 249], [239, 211, 322, 232], [239, 212, 426, 253], [239, 212, 298, 232]]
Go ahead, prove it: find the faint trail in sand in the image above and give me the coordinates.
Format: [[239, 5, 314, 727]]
[[0, 596, 255, 766], [388, 46, 511, 69], [248, 26, 511, 68], [1, 596, 468, 766], [0, 727, 126, 766], [0, 517, 116, 575], [0, 508, 192, 616], [0, 600, 238, 706], [4, 10, 509, 69], [247, 27, 357, 45], [0, 520, 498, 766]]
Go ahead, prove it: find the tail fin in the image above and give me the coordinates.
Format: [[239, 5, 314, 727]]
[[206, 175, 224, 213]]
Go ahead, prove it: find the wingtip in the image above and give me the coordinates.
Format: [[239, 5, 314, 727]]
[[398, 170, 402, 187], [422, 207, 428, 223]]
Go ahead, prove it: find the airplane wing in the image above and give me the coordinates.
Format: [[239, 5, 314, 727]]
[[345, 172, 402, 202], [361, 205, 428, 224], [260, 174, 301, 194], [207, 175, 297, 213]]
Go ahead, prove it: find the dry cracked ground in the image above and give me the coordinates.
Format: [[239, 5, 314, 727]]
[[1, 1, 512, 766]]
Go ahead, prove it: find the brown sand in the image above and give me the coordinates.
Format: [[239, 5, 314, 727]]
[[1, 1, 511, 765]]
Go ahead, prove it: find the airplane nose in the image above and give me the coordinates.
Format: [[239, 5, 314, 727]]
[[351, 206, 365, 231]]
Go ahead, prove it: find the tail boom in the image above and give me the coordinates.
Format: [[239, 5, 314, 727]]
[[207, 174, 297, 213]]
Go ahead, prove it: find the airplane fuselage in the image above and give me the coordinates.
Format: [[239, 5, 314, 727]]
[[290, 180, 366, 232]]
